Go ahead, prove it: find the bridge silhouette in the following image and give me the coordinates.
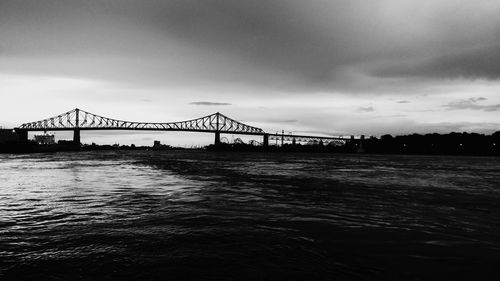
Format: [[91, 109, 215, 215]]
[[15, 108, 359, 146]]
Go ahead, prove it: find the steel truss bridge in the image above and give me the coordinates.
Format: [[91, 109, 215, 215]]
[[15, 108, 359, 146]]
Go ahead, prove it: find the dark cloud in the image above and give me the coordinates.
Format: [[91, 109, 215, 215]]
[[444, 97, 500, 111], [2, 0, 500, 92], [397, 100, 410, 104], [374, 44, 500, 80], [358, 106, 375, 112], [0, 0, 353, 88], [190, 101, 232, 106]]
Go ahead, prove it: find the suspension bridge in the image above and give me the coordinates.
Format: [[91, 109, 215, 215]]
[[15, 108, 361, 146]]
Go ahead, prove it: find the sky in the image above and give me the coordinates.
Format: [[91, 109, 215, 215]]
[[1, 0, 499, 146]]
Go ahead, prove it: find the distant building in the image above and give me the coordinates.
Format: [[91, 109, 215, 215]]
[[152, 140, 171, 150], [0, 129, 19, 144], [34, 134, 55, 145]]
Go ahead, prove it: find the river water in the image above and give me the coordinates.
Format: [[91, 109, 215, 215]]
[[1, 151, 499, 280]]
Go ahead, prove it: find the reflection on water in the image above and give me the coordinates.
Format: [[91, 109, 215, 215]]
[[1, 151, 500, 280]]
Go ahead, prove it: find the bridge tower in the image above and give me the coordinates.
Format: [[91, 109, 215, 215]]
[[357, 135, 365, 153], [214, 112, 221, 146], [73, 108, 81, 145], [263, 134, 269, 147]]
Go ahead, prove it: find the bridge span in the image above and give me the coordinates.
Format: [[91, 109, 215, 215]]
[[15, 108, 360, 146]]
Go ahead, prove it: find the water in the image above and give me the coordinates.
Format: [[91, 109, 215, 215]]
[[1, 151, 500, 280]]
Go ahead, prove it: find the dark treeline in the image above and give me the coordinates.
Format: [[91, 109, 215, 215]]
[[360, 131, 500, 156], [209, 131, 500, 156], [0, 141, 190, 153], [2, 131, 499, 156]]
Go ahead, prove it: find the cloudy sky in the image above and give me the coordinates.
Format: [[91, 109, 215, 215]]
[[1, 0, 499, 145]]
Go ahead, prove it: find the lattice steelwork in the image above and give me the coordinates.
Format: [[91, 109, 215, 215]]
[[19, 108, 264, 134], [269, 134, 348, 145]]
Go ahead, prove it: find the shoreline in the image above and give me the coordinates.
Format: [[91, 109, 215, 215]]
[[1, 142, 499, 156]]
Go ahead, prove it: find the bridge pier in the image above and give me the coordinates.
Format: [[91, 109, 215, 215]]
[[73, 129, 81, 145], [357, 135, 365, 153], [263, 134, 269, 147], [214, 131, 221, 146]]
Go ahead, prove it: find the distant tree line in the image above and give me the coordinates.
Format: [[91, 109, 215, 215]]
[[208, 131, 499, 156], [239, 131, 500, 156], [2, 130, 499, 156], [360, 131, 500, 156]]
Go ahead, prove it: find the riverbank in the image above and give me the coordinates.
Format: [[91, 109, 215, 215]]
[[0, 142, 197, 154]]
